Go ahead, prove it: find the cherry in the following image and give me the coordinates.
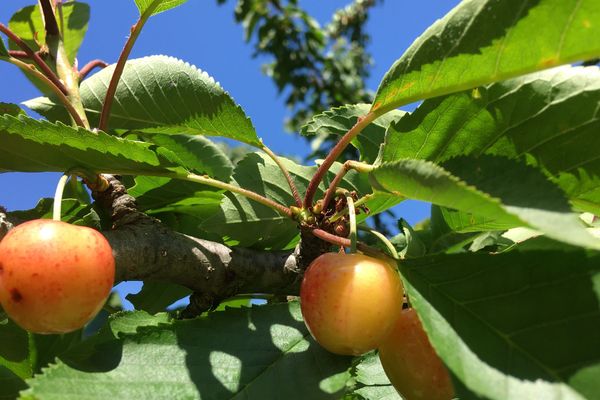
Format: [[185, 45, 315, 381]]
[[378, 308, 454, 400], [300, 252, 403, 355], [0, 219, 115, 334]]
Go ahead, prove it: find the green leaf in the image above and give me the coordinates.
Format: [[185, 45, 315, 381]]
[[0, 37, 7, 57], [300, 104, 405, 163], [0, 103, 25, 117], [25, 56, 261, 147], [202, 153, 397, 250], [372, 0, 600, 115], [125, 175, 225, 240], [8, 6, 45, 54], [348, 352, 399, 399], [436, 207, 511, 234], [105, 311, 171, 337], [126, 282, 192, 314], [379, 66, 600, 215], [370, 156, 600, 250], [128, 176, 222, 212], [352, 386, 401, 400], [134, 0, 188, 16], [0, 115, 183, 175], [9, 3, 90, 64], [139, 134, 233, 180], [353, 351, 393, 384], [9, 198, 99, 228], [62, 177, 92, 205], [398, 219, 426, 259], [398, 249, 600, 400], [23, 303, 353, 399], [0, 367, 27, 400], [58, 2, 90, 63], [0, 319, 31, 380]]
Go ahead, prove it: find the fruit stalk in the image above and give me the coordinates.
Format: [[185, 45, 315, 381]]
[[52, 174, 70, 221], [303, 112, 376, 208]]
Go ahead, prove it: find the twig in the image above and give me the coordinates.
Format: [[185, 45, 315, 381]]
[[320, 160, 373, 213], [311, 228, 386, 258], [261, 144, 302, 207], [303, 112, 376, 208], [39, 0, 60, 36], [328, 193, 372, 222], [79, 59, 109, 81], [0, 23, 68, 95], [7, 57, 85, 127], [7, 50, 29, 59], [98, 1, 161, 131], [182, 173, 292, 218]]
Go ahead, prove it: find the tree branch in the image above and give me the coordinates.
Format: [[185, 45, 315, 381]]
[[0, 176, 329, 316]]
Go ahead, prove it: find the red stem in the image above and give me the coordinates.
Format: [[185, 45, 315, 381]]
[[303, 112, 376, 209], [0, 23, 68, 95], [98, 2, 159, 131], [7, 50, 29, 59], [321, 160, 352, 213], [312, 228, 383, 256], [79, 59, 108, 81]]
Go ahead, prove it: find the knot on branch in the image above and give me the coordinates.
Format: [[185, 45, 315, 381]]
[[92, 174, 152, 228], [0, 206, 19, 241], [180, 292, 225, 319]]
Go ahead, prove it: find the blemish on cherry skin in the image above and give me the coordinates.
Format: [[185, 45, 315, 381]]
[[10, 288, 23, 303], [0, 262, 3, 275]]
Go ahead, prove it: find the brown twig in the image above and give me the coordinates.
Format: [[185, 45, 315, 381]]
[[79, 59, 109, 81], [7, 50, 30, 59], [98, 2, 160, 131], [7, 57, 85, 127], [320, 160, 373, 213], [261, 144, 303, 207], [303, 112, 376, 208], [0, 23, 68, 95], [311, 228, 385, 257], [39, 0, 60, 36]]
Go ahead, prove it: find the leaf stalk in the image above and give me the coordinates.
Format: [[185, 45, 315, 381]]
[[182, 173, 292, 218], [261, 144, 302, 207], [98, 0, 162, 131], [303, 112, 376, 208]]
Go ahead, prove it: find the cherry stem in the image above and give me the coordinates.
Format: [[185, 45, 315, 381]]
[[358, 225, 399, 260], [328, 194, 372, 223], [52, 174, 70, 221], [321, 160, 374, 213], [261, 144, 302, 207], [6, 58, 85, 127], [346, 194, 357, 253], [0, 23, 68, 95], [79, 59, 108, 81], [7, 50, 30, 59], [303, 112, 376, 209], [98, 1, 160, 131], [311, 228, 387, 258], [182, 172, 292, 218]]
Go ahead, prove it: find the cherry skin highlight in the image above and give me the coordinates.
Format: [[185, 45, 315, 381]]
[[0, 219, 115, 334], [378, 308, 454, 400], [300, 252, 403, 356]]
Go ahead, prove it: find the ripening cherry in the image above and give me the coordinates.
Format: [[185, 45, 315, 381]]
[[300, 252, 404, 356], [378, 308, 454, 400], [0, 219, 115, 334]]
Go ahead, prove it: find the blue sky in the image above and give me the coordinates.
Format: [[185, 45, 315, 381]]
[[0, 0, 458, 215], [0, 1, 459, 307]]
